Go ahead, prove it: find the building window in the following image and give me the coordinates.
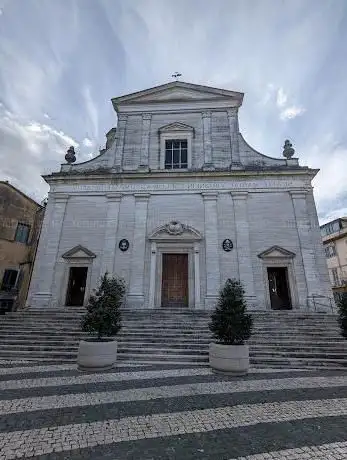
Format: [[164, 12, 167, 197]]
[[1, 269, 18, 291], [14, 223, 30, 243], [164, 139, 188, 169], [321, 220, 341, 237], [325, 245, 336, 258], [331, 268, 339, 286], [159, 122, 193, 170]]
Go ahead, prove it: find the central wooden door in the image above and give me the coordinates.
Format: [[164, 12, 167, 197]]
[[161, 253, 188, 307]]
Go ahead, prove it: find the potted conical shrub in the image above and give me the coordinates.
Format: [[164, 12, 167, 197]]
[[209, 278, 253, 375], [337, 292, 347, 339], [77, 273, 126, 371]]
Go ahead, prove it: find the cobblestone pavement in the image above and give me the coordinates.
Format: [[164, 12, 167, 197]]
[[0, 362, 346, 459]]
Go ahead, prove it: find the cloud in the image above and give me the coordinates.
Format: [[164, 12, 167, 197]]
[[0, 105, 80, 201], [82, 137, 94, 147], [319, 208, 347, 225], [81, 85, 99, 140], [0, 0, 345, 225], [276, 88, 287, 108], [280, 106, 306, 120]]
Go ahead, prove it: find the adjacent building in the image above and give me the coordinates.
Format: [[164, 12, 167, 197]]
[[27, 81, 333, 312], [320, 217, 347, 299], [0, 181, 44, 312]]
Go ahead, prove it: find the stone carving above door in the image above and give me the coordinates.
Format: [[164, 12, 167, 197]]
[[149, 221, 202, 241]]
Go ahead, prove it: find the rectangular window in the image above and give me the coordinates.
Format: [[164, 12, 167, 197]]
[[1, 269, 18, 291], [331, 268, 339, 286], [325, 245, 336, 258], [165, 139, 188, 169], [14, 223, 30, 243]]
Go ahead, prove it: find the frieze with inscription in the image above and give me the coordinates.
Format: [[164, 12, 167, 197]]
[[50, 178, 310, 194]]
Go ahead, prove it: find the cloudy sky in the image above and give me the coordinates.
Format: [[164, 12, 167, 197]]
[[0, 0, 346, 223]]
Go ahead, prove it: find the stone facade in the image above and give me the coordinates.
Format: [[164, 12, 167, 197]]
[[320, 217, 347, 298], [0, 181, 44, 311], [27, 81, 333, 311]]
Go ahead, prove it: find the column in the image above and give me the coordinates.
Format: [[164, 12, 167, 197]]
[[231, 192, 255, 302], [100, 193, 122, 275], [112, 113, 127, 171], [194, 242, 201, 309], [202, 111, 214, 170], [138, 113, 152, 171], [148, 242, 157, 308], [203, 192, 220, 309], [128, 193, 150, 308], [227, 108, 241, 167], [290, 191, 319, 302], [28, 193, 69, 308]]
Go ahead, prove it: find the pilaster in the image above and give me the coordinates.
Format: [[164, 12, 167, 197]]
[[227, 108, 241, 168], [138, 113, 152, 171], [29, 193, 69, 308], [128, 193, 150, 308], [202, 192, 220, 309], [202, 111, 214, 170], [113, 113, 127, 171], [231, 192, 255, 301], [194, 242, 201, 309], [100, 193, 122, 275], [148, 242, 157, 308], [290, 190, 319, 304]]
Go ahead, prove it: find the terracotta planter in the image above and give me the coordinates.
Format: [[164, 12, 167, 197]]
[[77, 339, 117, 371], [209, 342, 249, 375]]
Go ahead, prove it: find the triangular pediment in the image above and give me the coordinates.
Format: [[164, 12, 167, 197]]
[[258, 246, 296, 259], [112, 82, 244, 106], [62, 245, 96, 259], [159, 122, 194, 133]]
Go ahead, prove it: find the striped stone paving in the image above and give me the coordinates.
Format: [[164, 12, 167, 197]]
[[0, 361, 346, 459]]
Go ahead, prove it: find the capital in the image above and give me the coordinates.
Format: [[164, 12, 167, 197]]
[[202, 111, 211, 119], [53, 193, 69, 203], [226, 108, 237, 117], [202, 192, 218, 201], [231, 191, 248, 200], [106, 193, 122, 202], [134, 193, 151, 202], [118, 113, 128, 122]]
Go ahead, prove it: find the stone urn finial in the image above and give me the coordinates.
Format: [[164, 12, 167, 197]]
[[282, 139, 295, 159], [65, 146, 76, 164]]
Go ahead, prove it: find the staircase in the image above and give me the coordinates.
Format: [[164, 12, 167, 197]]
[[0, 308, 346, 369]]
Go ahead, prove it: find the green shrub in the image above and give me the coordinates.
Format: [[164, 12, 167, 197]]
[[209, 278, 253, 345], [337, 292, 347, 339], [81, 273, 125, 339]]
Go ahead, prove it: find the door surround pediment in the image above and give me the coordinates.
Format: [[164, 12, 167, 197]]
[[62, 245, 96, 259], [257, 245, 295, 260], [148, 221, 202, 242]]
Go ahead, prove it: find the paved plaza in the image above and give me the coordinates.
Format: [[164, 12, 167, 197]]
[[0, 361, 346, 459]]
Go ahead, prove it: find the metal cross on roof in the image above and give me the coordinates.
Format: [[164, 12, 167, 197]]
[[172, 72, 182, 80]]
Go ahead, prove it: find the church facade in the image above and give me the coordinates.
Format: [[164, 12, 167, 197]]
[[27, 81, 333, 311]]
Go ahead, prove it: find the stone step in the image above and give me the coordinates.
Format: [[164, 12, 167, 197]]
[[249, 356, 347, 368], [4, 342, 344, 361], [117, 352, 208, 363], [0, 328, 343, 341], [1, 338, 346, 353]]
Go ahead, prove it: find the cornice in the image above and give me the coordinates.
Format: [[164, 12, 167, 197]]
[[44, 167, 319, 185]]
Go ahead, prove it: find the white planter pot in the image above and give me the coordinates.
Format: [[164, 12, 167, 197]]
[[77, 339, 117, 371], [209, 342, 249, 375]]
